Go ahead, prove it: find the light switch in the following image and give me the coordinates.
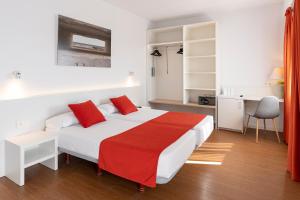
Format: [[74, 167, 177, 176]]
[[16, 120, 25, 129]]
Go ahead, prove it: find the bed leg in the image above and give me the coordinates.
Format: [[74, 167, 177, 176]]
[[65, 154, 70, 165], [97, 168, 103, 176], [138, 184, 145, 192]]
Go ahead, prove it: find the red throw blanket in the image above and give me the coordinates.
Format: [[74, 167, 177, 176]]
[[98, 112, 206, 187]]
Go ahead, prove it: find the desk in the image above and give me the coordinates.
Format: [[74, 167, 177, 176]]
[[242, 96, 284, 103], [217, 95, 283, 132]]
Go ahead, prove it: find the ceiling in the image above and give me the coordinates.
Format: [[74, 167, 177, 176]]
[[103, 0, 284, 21]]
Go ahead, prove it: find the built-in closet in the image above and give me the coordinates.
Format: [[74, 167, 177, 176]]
[[147, 22, 218, 118]]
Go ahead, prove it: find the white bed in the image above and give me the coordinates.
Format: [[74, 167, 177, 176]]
[[53, 118, 196, 183], [107, 107, 214, 146]]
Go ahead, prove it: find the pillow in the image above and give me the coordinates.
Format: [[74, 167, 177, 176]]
[[110, 95, 137, 115], [98, 103, 118, 116], [68, 100, 106, 128], [45, 112, 79, 131]]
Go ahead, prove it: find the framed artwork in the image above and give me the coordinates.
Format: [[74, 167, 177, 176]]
[[57, 15, 111, 68]]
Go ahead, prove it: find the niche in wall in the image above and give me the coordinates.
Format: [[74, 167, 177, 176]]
[[57, 15, 111, 68]]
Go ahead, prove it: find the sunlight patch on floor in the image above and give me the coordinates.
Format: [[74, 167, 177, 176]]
[[185, 160, 222, 165], [186, 142, 234, 165]]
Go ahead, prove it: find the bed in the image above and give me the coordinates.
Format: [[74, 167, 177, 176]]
[[49, 117, 196, 184], [46, 101, 214, 190], [106, 107, 214, 146]]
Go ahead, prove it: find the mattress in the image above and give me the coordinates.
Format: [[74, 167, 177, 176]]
[[108, 107, 214, 146], [57, 118, 196, 180]]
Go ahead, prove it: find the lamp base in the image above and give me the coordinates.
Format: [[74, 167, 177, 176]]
[[271, 84, 284, 99]]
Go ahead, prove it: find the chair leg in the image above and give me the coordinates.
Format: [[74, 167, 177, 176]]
[[272, 119, 281, 143], [256, 119, 259, 143], [263, 119, 266, 131], [244, 115, 250, 135]]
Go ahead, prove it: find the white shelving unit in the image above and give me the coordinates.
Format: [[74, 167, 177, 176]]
[[183, 22, 217, 105], [5, 131, 58, 186], [147, 21, 218, 111]]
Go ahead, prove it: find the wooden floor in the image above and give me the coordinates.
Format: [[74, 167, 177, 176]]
[[1, 129, 300, 200]]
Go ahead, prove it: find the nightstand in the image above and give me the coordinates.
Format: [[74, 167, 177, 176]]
[[5, 131, 58, 186]]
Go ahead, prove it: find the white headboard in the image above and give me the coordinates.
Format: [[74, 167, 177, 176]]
[[0, 85, 141, 177]]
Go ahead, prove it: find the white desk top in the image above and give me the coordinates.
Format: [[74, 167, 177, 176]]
[[6, 131, 57, 148], [218, 95, 284, 103]]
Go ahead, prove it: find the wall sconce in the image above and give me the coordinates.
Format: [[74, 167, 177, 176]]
[[129, 71, 135, 77], [12, 71, 22, 79], [126, 71, 135, 87], [2, 71, 25, 100]]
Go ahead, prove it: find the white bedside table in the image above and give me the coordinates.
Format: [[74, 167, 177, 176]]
[[5, 131, 58, 186]]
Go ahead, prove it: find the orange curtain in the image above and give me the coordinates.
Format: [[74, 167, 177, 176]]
[[284, 8, 293, 143], [287, 0, 300, 181]]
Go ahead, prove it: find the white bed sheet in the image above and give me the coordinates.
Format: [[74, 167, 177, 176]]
[[108, 107, 214, 146], [57, 118, 196, 179]]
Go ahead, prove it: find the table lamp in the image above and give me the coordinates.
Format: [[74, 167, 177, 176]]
[[269, 67, 284, 98]]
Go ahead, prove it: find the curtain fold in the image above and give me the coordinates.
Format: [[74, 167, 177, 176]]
[[287, 0, 300, 181], [284, 8, 293, 143]]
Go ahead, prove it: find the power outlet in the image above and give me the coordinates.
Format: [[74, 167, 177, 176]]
[[16, 120, 26, 129]]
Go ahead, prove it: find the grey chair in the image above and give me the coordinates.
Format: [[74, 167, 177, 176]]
[[244, 96, 281, 143]]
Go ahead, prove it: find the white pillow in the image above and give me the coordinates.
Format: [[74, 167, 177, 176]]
[[98, 103, 118, 116], [45, 112, 78, 131]]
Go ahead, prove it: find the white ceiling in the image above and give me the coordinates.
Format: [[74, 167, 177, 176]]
[[103, 0, 284, 21]]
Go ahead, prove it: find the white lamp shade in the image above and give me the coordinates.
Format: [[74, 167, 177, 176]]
[[269, 67, 284, 80]]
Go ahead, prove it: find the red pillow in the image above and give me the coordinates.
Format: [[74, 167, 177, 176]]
[[68, 100, 106, 128], [110, 95, 138, 115]]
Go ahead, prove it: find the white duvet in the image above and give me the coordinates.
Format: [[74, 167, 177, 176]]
[[108, 107, 214, 146], [57, 118, 196, 179]]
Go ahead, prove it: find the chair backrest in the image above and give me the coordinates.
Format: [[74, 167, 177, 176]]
[[254, 96, 280, 119]]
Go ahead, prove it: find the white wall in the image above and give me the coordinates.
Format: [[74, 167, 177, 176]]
[[0, 0, 148, 177], [284, 0, 294, 9], [218, 4, 284, 89], [0, 0, 148, 101]]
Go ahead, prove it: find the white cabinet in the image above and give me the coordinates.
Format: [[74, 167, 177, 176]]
[[5, 131, 58, 186], [218, 96, 244, 132]]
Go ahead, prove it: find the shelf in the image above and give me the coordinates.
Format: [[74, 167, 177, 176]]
[[185, 55, 215, 59], [24, 147, 56, 168], [185, 38, 215, 43], [185, 21, 215, 28], [149, 25, 183, 33], [184, 72, 216, 74], [185, 88, 216, 91], [186, 102, 216, 109], [149, 99, 183, 106], [149, 99, 216, 109], [148, 41, 183, 47]]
